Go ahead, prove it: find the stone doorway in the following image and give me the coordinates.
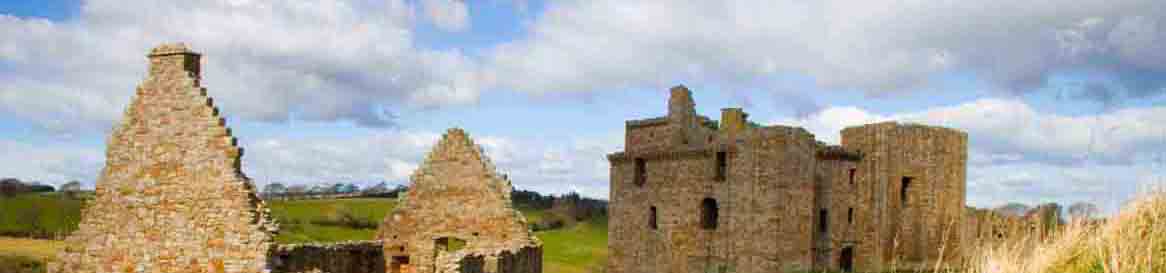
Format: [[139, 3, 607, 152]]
[[839, 247, 854, 272], [390, 256, 412, 273]]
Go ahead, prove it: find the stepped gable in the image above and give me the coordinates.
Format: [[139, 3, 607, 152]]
[[50, 43, 277, 273], [378, 128, 540, 273]]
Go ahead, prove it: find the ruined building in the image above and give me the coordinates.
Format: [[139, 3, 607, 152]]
[[50, 43, 541, 273], [378, 128, 542, 273], [50, 44, 278, 273], [606, 86, 968, 273]]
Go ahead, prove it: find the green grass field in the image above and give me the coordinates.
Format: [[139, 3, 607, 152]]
[[267, 198, 398, 243], [0, 193, 82, 239], [0, 196, 608, 273]]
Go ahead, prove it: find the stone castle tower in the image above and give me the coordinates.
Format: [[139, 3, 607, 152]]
[[378, 128, 542, 273], [606, 86, 967, 273], [50, 44, 277, 273]]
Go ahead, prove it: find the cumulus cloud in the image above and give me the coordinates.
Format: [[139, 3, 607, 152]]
[[0, 140, 104, 187], [778, 99, 1166, 165], [240, 130, 620, 199], [485, 0, 1166, 100], [421, 0, 470, 32], [0, 0, 482, 132], [777, 99, 1166, 212]]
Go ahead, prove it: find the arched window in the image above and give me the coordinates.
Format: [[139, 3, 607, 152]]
[[701, 198, 718, 230], [649, 206, 658, 230]]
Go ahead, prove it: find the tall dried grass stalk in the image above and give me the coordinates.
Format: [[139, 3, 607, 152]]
[[967, 191, 1165, 273]]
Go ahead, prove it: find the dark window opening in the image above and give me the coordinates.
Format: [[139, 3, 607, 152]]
[[900, 177, 913, 207], [848, 208, 854, 224], [701, 198, 718, 230], [390, 256, 411, 273], [649, 206, 658, 230], [819, 209, 829, 233], [840, 247, 855, 272], [715, 152, 728, 181], [634, 158, 646, 186], [848, 168, 857, 185]]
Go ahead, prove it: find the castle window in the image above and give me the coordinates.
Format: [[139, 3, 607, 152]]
[[848, 168, 856, 185], [649, 206, 658, 230], [819, 209, 829, 233], [715, 151, 727, 181], [901, 177, 913, 207], [634, 158, 646, 187], [701, 198, 718, 230], [848, 208, 854, 224]]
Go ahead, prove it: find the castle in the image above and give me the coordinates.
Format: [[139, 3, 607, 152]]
[[606, 87, 968, 273]]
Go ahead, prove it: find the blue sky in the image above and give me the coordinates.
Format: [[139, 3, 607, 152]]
[[1, 0, 1165, 214]]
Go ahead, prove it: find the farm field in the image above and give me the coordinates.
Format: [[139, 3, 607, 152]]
[[0, 196, 608, 273]]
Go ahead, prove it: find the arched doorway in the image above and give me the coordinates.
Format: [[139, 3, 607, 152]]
[[839, 246, 855, 272]]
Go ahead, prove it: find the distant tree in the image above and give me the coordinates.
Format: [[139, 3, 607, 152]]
[[326, 183, 346, 194], [286, 185, 309, 196], [263, 183, 288, 197], [1068, 202, 1100, 221], [60, 180, 83, 199], [363, 182, 388, 195], [338, 183, 359, 194], [995, 202, 1031, 217], [25, 182, 54, 193], [308, 184, 330, 195], [0, 178, 29, 197], [1029, 203, 1063, 230]]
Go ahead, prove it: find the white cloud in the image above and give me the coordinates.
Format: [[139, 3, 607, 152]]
[[422, 0, 470, 32], [485, 0, 1166, 98], [0, 140, 104, 187], [780, 99, 1166, 165], [241, 130, 441, 186], [777, 99, 1166, 213], [239, 129, 620, 199], [0, 0, 482, 132]]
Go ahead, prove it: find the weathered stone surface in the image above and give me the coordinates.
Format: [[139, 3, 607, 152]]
[[378, 128, 542, 273], [49, 43, 277, 273], [607, 86, 968, 273], [272, 241, 385, 273]]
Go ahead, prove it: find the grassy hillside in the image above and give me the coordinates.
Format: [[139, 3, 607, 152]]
[[268, 198, 397, 243], [0, 193, 82, 239]]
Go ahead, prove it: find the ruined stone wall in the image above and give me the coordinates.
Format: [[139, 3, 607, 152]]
[[378, 129, 541, 273], [50, 44, 277, 273], [813, 147, 865, 272], [608, 86, 822, 273], [610, 86, 969, 273], [841, 122, 968, 270], [271, 241, 384, 273]]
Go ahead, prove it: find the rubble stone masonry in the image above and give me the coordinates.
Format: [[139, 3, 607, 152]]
[[378, 128, 542, 273], [608, 86, 968, 273], [49, 44, 278, 273]]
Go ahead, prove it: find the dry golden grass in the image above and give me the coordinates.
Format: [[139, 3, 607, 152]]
[[967, 191, 1165, 273], [0, 236, 64, 261]]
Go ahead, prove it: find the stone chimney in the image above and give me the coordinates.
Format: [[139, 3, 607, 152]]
[[147, 43, 201, 80], [720, 108, 748, 136], [668, 85, 696, 125]]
